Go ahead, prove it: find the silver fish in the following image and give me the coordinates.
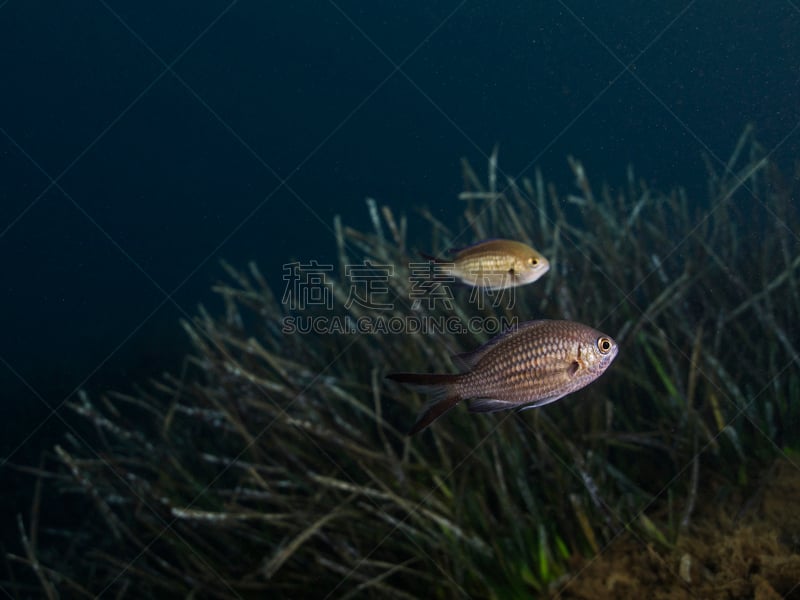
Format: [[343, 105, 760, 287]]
[[387, 319, 618, 434]]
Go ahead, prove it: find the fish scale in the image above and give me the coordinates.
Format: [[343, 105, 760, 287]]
[[459, 251, 516, 273], [387, 319, 618, 434]]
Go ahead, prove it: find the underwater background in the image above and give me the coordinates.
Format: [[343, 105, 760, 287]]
[[1, 2, 799, 598]]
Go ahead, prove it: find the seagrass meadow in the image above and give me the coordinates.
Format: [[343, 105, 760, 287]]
[[7, 127, 800, 598]]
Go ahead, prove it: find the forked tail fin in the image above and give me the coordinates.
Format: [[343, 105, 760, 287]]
[[385, 372, 461, 435]]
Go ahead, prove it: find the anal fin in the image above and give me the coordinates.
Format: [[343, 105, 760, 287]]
[[468, 398, 518, 413]]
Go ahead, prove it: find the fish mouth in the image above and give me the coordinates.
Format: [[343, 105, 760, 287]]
[[522, 263, 549, 282], [531, 260, 550, 274], [601, 345, 620, 369]]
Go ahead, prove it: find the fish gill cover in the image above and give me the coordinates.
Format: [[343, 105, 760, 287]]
[[8, 128, 800, 598]]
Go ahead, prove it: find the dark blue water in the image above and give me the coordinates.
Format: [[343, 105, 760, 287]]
[[1, 0, 798, 552]]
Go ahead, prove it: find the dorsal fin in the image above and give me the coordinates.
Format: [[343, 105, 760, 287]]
[[448, 237, 503, 255], [450, 320, 546, 371], [451, 345, 490, 371]]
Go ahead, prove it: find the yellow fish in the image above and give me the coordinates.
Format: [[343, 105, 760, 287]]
[[422, 238, 549, 290]]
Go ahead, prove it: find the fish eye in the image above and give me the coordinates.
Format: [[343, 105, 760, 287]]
[[596, 336, 613, 354], [528, 257, 539, 267]]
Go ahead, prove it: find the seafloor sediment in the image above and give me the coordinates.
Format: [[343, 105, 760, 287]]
[[552, 457, 800, 599]]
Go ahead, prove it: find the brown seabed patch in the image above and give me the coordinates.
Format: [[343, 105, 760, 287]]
[[550, 458, 800, 600]]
